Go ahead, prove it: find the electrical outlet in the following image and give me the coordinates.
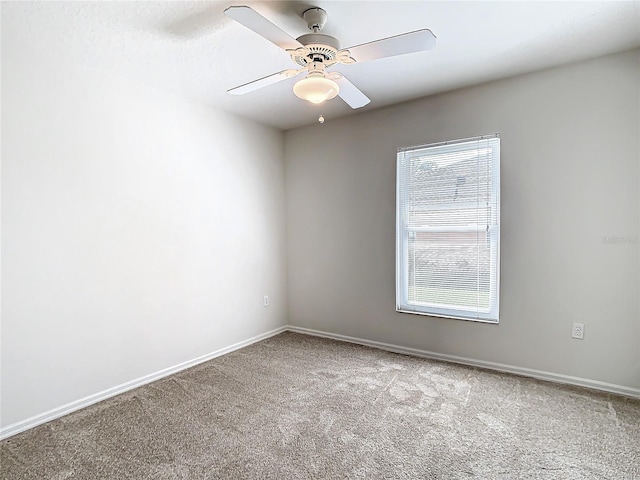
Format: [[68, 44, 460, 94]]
[[263, 295, 269, 307], [572, 322, 584, 339]]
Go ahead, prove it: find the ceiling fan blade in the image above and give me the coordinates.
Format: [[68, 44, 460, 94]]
[[346, 29, 436, 63], [224, 6, 302, 51], [334, 74, 370, 109], [228, 69, 303, 95]]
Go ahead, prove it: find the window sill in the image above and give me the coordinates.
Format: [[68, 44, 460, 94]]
[[396, 307, 499, 324]]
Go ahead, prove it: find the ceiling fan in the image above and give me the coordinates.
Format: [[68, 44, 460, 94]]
[[224, 5, 436, 108]]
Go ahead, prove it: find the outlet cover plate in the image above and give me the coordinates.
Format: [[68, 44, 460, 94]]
[[572, 322, 584, 339]]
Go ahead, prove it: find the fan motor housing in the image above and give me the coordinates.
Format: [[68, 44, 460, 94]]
[[292, 33, 340, 66], [297, 33, 340, 50]]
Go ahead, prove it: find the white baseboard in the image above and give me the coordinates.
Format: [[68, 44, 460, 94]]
[[0, 326, 288, 441], [3, 323, 638, 441], [288, 326, 640, 399]]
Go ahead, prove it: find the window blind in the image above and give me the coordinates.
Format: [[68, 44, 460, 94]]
[[396, 135, 500, 322]]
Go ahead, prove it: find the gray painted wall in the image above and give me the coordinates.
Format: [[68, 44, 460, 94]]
[[285, 49, 640, 390], [1, 34, 287, 427]]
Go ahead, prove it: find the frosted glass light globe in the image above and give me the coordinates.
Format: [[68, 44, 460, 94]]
[[293, 76, 339, 104]]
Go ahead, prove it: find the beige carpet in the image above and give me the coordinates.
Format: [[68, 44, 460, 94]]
[[1, 332, 639, 479]]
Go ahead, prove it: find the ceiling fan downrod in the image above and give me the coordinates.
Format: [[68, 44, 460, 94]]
[[292, 8, 342, 67]]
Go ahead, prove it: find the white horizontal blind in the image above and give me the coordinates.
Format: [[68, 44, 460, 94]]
[[396, 135, 500, 322]]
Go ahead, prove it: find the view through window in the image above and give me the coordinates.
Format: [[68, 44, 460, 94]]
[[396, 135, 500, 322]]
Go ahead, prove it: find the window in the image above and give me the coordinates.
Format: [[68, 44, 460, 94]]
[[396, 135, 500, 323]]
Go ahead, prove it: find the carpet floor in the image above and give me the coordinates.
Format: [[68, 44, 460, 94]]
[[1, 332, 639, 479]]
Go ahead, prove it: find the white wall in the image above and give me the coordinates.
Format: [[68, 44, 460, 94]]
[[285, 49, 640, 391], [1, 29, 287, 427]]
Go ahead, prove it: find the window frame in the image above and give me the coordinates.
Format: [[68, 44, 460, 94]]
[[395, 135, 500, 323]]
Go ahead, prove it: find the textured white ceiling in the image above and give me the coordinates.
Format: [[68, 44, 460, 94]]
[[3, 1, 639, 130]]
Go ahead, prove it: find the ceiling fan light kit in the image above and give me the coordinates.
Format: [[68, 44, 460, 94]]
[[293, 75, 339, 104], [224, 5, 436, 110]]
